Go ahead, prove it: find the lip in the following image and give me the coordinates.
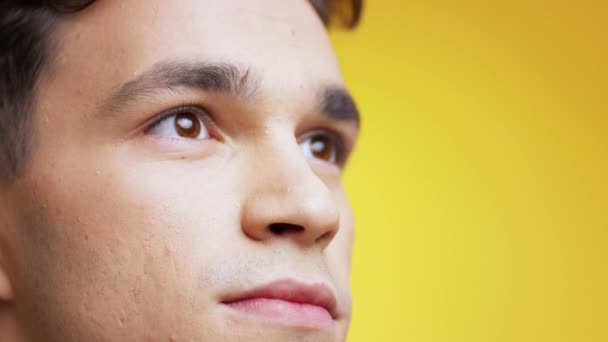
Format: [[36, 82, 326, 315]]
[[221, 279, 338, 329]]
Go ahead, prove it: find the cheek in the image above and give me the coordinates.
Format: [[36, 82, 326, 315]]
[[326, 191, 355, 283], [11, 146, 242, 338], [334, 191, 355, 260]]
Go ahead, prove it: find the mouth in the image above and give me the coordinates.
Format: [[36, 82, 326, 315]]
[[221, 279, 338, 330]]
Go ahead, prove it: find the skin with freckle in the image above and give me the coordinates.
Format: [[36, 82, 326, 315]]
[[0, 0, 360, 341]]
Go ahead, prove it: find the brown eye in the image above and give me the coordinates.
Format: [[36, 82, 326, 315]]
[[310, 135, 333, 160], [175, 112, 201, 138], [146, 108, 209, 140], [299, 131, 341, 164]]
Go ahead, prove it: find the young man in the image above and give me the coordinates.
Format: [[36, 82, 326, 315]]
[[0, 0, 362, 340]]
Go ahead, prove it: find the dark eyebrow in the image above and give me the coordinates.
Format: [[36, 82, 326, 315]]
[[102, 60, 359, 129], [103, 61, 260, 113], [320, 87, 360, 128]]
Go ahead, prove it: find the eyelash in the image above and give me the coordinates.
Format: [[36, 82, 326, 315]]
[[304, 129, 348, 166], [143, 104, 350, 166], [143, 105, 212, 136]]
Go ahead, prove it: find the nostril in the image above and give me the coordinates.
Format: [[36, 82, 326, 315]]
[[268, 223, 304, 235]]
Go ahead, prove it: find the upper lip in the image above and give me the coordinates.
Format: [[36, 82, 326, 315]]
[[221, 279, 338, 319]]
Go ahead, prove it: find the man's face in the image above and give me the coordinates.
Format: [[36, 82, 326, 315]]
[[0, 0, 358, 341]]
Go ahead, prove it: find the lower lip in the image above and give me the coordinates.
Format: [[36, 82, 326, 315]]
[[225, 298, 334, 329]]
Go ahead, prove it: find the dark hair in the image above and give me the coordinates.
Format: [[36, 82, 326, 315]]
[[0, 0, 363, 182]]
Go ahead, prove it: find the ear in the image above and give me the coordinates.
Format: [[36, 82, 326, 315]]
[[0, 203, 14, 302], [0, 255, 13, 302]]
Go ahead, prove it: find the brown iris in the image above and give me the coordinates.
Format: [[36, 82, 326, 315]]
[[174, 112, 201, 138], [310, 134, 334, 161]]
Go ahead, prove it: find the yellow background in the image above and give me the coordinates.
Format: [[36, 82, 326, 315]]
[[331, 1, 607, 341]]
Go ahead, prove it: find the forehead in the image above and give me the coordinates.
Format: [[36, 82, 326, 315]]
[[50, 0, 343, 103]]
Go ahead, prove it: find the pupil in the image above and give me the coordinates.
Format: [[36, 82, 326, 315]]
[[311, 135, 332, 160], [175, 113, 201, 138], [177, 118, 193, 129]]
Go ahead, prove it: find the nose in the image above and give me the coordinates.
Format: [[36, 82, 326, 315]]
[[240, 137, 341, 249]]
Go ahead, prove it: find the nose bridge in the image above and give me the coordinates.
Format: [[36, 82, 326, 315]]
[[240, 130, 340, 248]]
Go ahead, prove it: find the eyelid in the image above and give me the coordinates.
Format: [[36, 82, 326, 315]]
[[299, 128, 348, 166], [143, 105, 214, 136]]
